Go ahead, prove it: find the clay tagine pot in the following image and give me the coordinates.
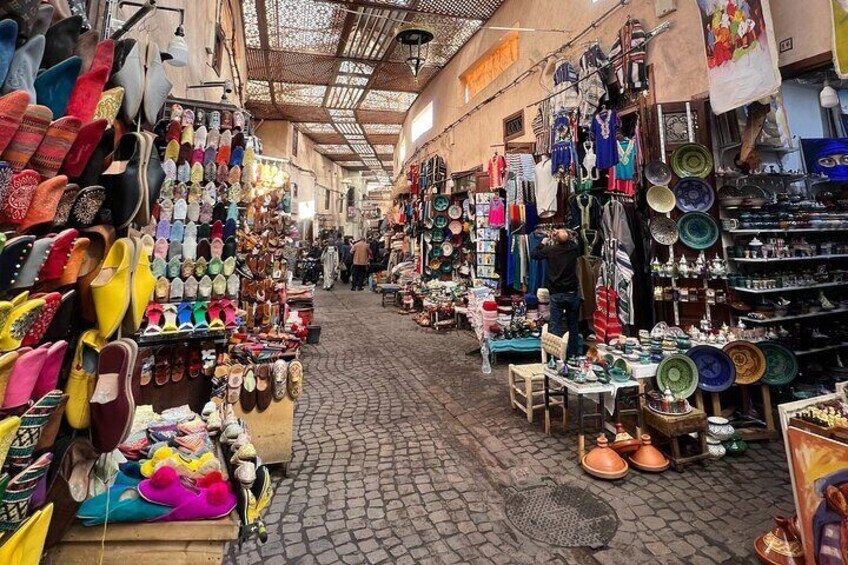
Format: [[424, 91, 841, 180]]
[[610, 423, 641, 456], [581, 435, 629, 480], [629, 435, 670, 473], [754, 515, 806, 565]]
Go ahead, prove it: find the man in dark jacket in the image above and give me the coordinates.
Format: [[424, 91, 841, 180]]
[[530, 229, 581, 358]]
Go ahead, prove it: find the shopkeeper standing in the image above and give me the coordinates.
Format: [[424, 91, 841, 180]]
[[530, 229, 581, 359]]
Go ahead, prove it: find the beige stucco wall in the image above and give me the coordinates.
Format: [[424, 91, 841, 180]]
[[396, 0, 834, 175], [117, 0, 248, 106]]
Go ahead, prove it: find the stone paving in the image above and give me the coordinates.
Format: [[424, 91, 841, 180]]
[[225, 286, 795, 564]]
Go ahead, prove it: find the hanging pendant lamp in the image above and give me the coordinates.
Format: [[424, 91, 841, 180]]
[[395, 25, 434, 78]]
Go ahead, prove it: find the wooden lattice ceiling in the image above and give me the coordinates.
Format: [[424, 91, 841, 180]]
[[242, 0, 505, 179]]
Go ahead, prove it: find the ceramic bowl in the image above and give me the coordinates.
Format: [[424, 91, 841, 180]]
[[706, 416, 735, 441], [706, 437, 726, 459]]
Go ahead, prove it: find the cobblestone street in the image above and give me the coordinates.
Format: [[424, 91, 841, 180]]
[[227, 286, 794, 565]]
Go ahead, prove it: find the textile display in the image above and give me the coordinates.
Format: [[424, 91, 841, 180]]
[[608, 19, 648, 92], [833, 0, 848, 79], [577, 44, 609, 128], [695, 0, 782, 114]]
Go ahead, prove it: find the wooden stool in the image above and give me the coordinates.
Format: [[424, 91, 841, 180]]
[[643, 407, 709, 472], [508, 363, 548, 423], [379, 285, 401, 307]]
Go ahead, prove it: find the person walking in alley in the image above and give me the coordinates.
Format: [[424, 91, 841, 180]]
[[350, 238, 371, 291], [530, 228, 582, 359], [321, 243, 339, 290]]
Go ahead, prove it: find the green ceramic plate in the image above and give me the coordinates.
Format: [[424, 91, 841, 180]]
[[434, 215, 448, 229], [431, 229, 444, 243], [677, 212, 719, 250], [656, 354, 699, 399], [757, 342, 798, 387], [672, 143, 714, 179], [433, 195, 450, 212]]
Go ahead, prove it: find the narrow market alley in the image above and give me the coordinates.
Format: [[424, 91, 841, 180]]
[[228, 287, 794, 565]]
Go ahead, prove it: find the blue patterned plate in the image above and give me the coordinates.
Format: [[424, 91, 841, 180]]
[[677, 212, 719, 250], [674, 178, 715, 213], [687, 345, 735, 393]]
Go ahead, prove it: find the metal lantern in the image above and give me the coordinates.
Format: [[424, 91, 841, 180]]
[[395, 25, 434, 78]]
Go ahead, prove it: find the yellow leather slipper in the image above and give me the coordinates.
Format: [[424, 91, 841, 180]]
[[0, 502, 53, 564], [0, 298, 46, 352], [0, 416, 21, 472], [123, 236, 156, 334], [91, 238, 133, 339], [0, 352, 20, 407], [64, 329, 106, 430]]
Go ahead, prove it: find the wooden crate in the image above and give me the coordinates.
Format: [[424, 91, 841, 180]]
[[235, 395, 296, 470], [47, 515, 239, 565]]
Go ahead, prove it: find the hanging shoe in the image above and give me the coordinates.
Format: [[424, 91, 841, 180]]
[[90, 237, 133, 339], [3, 103, 52, 173], [142, 42, 171, 126], [0, 452, 53, 532], [2, 36, 45, 100], [89, 338, 137, 453], [33, 55, 81, 117]]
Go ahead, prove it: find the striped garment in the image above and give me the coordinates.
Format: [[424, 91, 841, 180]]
[[609, 18, 648, 92]]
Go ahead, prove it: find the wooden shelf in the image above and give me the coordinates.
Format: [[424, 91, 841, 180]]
[[740, 308, 848, 325], [731, 254, 848, 264], [731, 281, 848, 294]]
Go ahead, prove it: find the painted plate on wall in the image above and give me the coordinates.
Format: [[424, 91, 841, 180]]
[[434, 215, 448, 229], [650, 216, 679, 246], [656, 354, 699, 399], [433, 195, 450, 212], [448, 204, 462, 219], [645, 161, 673, 185], [449, 220, 463, 235], [723, 341, 767, 385], [431, 229, 445, 243], [687, 345, 736, 393], [674, 178, 715, 213], [647, 185, 676, 213], [677, 212, 719, 250], [672, 143, 714, 178], [757, 342, 798, 387], [441, 242, 454, 257]]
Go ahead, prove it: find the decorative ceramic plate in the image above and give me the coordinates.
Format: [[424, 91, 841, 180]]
[[449, 220, 463, 235], [677, 212, 719, 250], [723, 341, 767, 385], [447, 204, 462, 219], [645, 161, 673, 185], [687, 345, 736, 393], [441, 242, 454, 257], [672, 143, 714, 178], [434, 215, 448, 229], [433, 195, 450, 212], [650, 216, 679, 246], [656, 354, 699, 399], [757, 342, 798, 387], [647, 185, 676, 213], [429, 247, 442, 260], [431, 229, 444, 243], [674, 178, 715, 213], [614, 358, 632, 376], [428, 258, 440, 270], [440, 261, 453, 274]]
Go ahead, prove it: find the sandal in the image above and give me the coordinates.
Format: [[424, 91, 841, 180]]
[[193, 301, 209, 330], [208, 300, 225, 331], [188, 348, 202, 379], [177, 302, 193, 332], [162, 304, 178, 334], [171, 346, 186, 383], [221, 299, 237, 329], [143, 303, 164, 335], [226, 364, 243, 404], [201, 342, 216, 376], [240, 364, 256, 412], [140, 349, 154, 386], [154, 348, 170, 386]]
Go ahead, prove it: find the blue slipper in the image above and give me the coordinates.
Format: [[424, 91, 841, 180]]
[[2, 35, 45, 99], [0, 20, 18, 86], [77, 483, 170, 526], [34, 56, 82, 117]]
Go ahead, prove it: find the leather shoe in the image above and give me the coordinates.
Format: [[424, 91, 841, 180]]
[[90, 338, 137, 452], [90, 237, 132, 339], [100, 132, 144, 229], [41, 15, 82, 70]]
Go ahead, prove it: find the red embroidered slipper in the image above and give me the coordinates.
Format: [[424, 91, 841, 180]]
[[0, 91, 31, 155], [2, 105, 52, 173], [29, 116, 81, 178], [60, 119, 107, 178], [18, 175, 68, 233], [64, 64, 110, 123], [1, 169, 40, 224]]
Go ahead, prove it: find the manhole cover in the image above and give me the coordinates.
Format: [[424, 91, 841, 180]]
[[504, 484, 618, 549]]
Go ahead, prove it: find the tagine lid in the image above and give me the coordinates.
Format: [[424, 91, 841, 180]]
[[581, 435, 629, 480], [611, 423, 641, 456], [754, 515, 806, 565], [629, 435, 670, 473]]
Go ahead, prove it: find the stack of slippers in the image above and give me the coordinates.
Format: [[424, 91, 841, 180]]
[[216, 358, 303, 414]]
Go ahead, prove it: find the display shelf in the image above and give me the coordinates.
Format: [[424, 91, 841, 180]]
[[739, 308, 848, 325], [716, 172, 807, 181], [731, 281, 848, 294], [133, 330, 229, 346], [727, 227, 848, 234], [731, 254, 848, 264], [717, 142, 800, 155], [793, 343, 848, 356]]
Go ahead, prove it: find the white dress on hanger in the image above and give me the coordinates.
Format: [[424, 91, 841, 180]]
[[534, 156, 558, 218]]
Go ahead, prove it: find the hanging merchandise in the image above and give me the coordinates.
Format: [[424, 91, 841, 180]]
[[551, 111, 576, 178], [550, 60, 580, 114], [531, 99, 552, 156], [577, 43, 609, 128], [535, 155, 559, 218], [608, 18, 648, 93], [694, 0, 782, 114], [608, 136, 636, 197], [488, 151, 506, 189], [591, 109, 620, 170]]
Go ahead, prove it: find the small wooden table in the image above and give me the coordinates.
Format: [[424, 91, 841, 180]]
[[377, 284, 402, 307], [543, 369, 642, 459]]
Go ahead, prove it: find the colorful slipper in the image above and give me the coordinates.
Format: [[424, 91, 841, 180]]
[[29, 116, 81, 178], [34, 55, 82, 117], [3, 104, 52, 173], [226, 364, 242, 404], [0, 452, 52, 532], [5, 390, 63, 470], [60, 118, 107, 178]]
